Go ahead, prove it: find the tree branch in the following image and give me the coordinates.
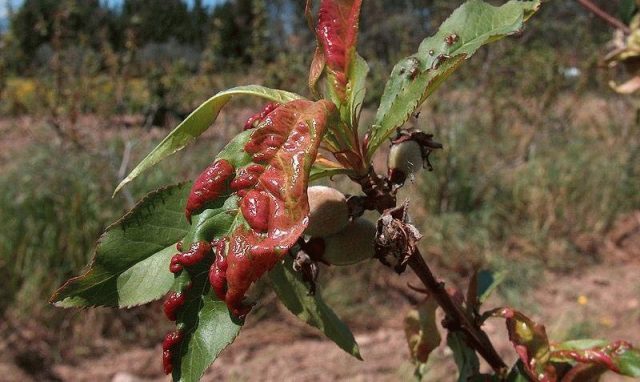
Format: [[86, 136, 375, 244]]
[[362, 161, 508, 374], [576, 0, 631, 34], [407, 250, 507, 373]]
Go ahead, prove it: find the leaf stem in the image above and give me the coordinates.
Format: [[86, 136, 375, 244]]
[[576, 0, 631, 34]]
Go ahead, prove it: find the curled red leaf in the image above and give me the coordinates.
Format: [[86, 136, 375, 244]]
[[185, 159, 234, 222], [163, 291, 186, 321], [315, 0, 363, 99], [497, 308, 555, 382], [244, 102, 280, 130], [212, 99, 334, 316], [169, 241, 212, 274], [551, 340, 635, 376], [162, 329, 184, 374]]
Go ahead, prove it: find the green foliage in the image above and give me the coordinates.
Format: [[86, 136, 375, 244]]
[[366, 0, 540, 159], [50, 183, 191, 308], [172, 293, 243, 382], [114, 86, 303, 195], [269, 258, 361, 359], [447, 332, 480, 382], [0, 144, 120, 314], [620, 0, 637, 24], [415, 90, 640, 275]]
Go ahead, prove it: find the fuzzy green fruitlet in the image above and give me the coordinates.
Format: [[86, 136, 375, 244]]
[[321, 218, 377, 266], [305, 185, 350, 238]]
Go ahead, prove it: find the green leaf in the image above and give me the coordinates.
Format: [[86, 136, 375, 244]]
[[269, 258, 361, 359], [310, 159, 353, 181], [365, 0, 541, 160], [172, 289, 242, 382], [477, 269, 506, 304], [553, 339, 610, 350], [170, 192, 245, 381], [347, 53, 369, 130], [620, 0, 637, 24], [50, 183, 191, 308], [617, 347, 640, 377], [506, 360, 533, 382], [114, 85, 303, 195], [447, 332, 480, 382]]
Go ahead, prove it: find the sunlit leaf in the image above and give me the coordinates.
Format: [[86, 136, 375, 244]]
[[50, 183, 191, 308], [114, 85, 303, 195], [365, 0, 541, 160]]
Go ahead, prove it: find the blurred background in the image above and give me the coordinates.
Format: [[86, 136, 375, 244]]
[[1, 0, 639, 381]]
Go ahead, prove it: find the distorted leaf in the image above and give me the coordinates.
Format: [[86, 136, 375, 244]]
[[216, 99, 334, 316], [167, 99, 334, 379], [551, 339, 640, 378], [114, 86, 303, 195], [310, 0, 368, 170], [497, 308, 554, 381], [314, 0, 363, 103], [404, 297, 441, 364]]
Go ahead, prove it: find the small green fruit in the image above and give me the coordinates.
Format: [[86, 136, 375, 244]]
[[322, 218, 377, 266], [305, 185, 349, 238], [388, 140, 423, 181]]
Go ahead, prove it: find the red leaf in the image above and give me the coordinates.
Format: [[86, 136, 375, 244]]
[[210, 99, 335, 316], [315, 0, 363, 100], [551, 340, 637, 377], [185, 159, 234, 222], [497, 308, 555, 382]]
